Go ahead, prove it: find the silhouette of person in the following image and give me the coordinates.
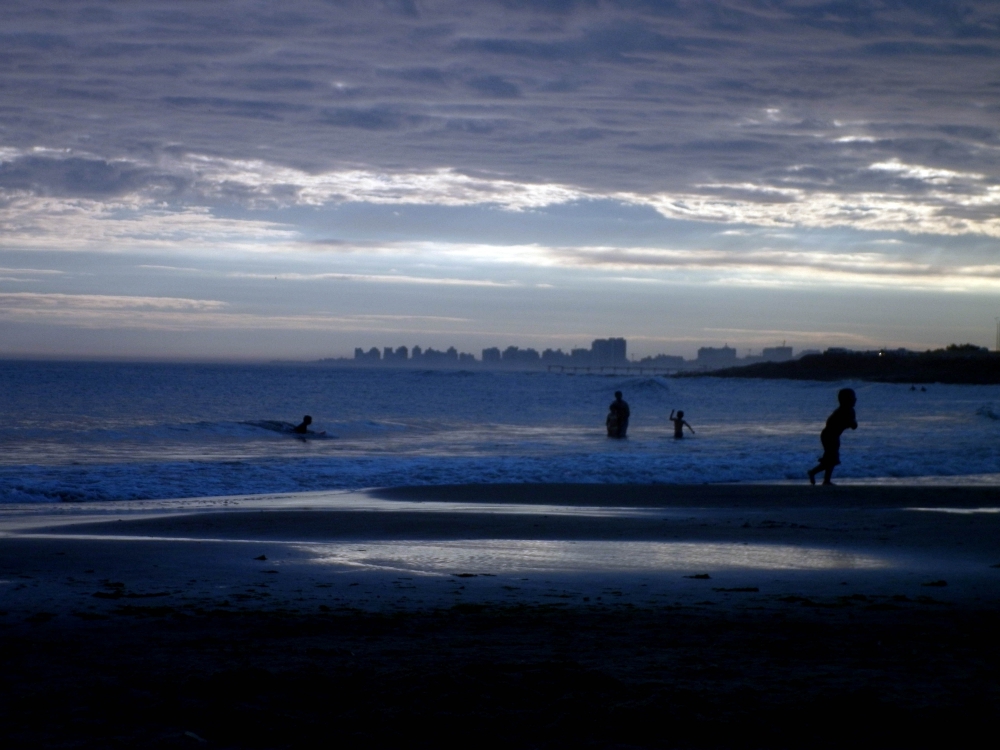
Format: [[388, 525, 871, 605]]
[[607, 391, 630, 438], [808, 389, 857, 485], [670, 409, 694, 439], [292, 415, 313, 434]]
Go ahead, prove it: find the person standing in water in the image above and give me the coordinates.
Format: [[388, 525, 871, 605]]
[[808, 388, 857, 485], [607, 391, 630, 438], [669, 409, 694, 439]]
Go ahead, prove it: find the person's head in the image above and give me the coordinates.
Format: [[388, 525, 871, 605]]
[[303, 415, 312, 424], [677, 410, 684, 418], [837, 389, 856, 407], [614, 391, 622, 399]]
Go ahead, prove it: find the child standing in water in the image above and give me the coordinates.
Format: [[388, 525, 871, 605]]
[[808, 388, 857, 485], [669, 409, 694, 439]]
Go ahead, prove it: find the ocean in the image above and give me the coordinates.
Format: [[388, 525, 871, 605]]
[[1, 360, 998, 502]]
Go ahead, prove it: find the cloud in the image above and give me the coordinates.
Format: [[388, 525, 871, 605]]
[[860, 41, 997, 57], [345, 314, 470, 322], [2, 165, 998, 294], [321, 239, 1000, 292], [164, 237, 1000, 293], [0, 155, 184, 198], [1, 0, 995, 200], [0, 192, 297, 252], [466, 75, 521, 98], [0, 292, 227, 310], [2, 0, 1000, 356], [4, 146, 999, 243], [178, 155, 588, 210], [319, 107, 425, 130], [135, 264, 204, 272], [0, 266, 67, 282], [0, 292, 478, 333], [867, 159, 985, 185], [226, 271, 519, 287], [524, 243, 1000, 292], [161, 96, 310, 121], [0, 266, 66, 275]]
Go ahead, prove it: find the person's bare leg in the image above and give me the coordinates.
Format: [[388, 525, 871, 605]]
[[823, 467, 834, 485], [807, 465, 821, 485]]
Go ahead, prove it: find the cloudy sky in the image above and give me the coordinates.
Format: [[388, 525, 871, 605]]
[[1, 0, 999, 360]]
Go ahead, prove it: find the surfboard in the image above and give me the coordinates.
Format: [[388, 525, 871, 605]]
[[244, 421, 332, 438], [295, 430, 327, 439]]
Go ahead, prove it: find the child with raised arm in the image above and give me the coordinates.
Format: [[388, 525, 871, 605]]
[[669, 409, 694, 439], [808, 388, 858, 485]]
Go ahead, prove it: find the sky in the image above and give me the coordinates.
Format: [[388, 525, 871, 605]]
[[1, 0, 999, 361]]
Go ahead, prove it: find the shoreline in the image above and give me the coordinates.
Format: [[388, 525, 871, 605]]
[[2, 483, 998, 747], [2, 483, 997, 616]]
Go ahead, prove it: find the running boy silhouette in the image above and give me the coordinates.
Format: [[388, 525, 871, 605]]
[[808, 388, 857, 485], [669, 409, 694, 439]]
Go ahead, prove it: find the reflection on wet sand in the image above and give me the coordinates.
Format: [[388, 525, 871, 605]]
[[906, 507, 1000, 514], [297, 539, 890, 576]]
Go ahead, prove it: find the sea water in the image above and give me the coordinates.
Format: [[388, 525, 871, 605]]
[[1, 360, 998, 502]]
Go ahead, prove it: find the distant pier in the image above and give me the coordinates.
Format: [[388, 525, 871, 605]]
[[546, 365, 679, 376]]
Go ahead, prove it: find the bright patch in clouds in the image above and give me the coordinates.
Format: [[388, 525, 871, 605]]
[[187, 155, 587, 211], [868, 160, 985, 185]]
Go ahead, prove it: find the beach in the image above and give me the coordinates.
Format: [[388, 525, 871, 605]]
[[5, 1, 1000, 746], [2, 483, 999, 747]]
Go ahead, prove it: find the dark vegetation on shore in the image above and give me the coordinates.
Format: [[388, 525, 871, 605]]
[[682, 344, 1000, 384], [2, 606, 998, 749]]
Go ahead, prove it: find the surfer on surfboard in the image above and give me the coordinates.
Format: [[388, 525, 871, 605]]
[[291, 415, 326, 437]]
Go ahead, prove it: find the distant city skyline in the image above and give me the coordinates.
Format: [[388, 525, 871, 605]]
[[1, 2, 999, 360], [343, 337, 819, 370]]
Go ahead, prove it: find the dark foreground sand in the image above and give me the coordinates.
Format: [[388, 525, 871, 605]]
[[1, 484, 999, 748]]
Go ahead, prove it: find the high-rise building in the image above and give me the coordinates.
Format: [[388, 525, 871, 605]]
[[591, 338, 627, 365], [761, 345, 793, 362], [502, 346, 540, 363], [696, 345, 737, 367]]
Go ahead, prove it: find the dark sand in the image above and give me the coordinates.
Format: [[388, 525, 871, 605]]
[[1, 484, 998, 748]]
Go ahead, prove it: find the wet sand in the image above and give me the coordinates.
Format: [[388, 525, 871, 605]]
[[1, 484, 999, 747]]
